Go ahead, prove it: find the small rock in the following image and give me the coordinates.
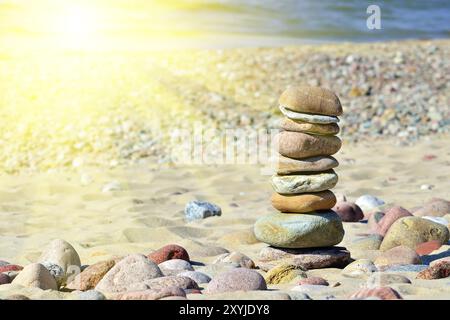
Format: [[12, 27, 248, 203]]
[[416, 261, 450, 280], [367, 273, 411, 286], [0, 273, 11, 285], [147, 244, 190, 264], [0, 264, 23, 273], [374, 246, 422, 269], [415, 240, 442, 256], [332, 201, 364, 222], [264, 263, 306, 284], [375, 206, 412, 236], [349, 287, 402, 300], [298, 277, 329, 286], [420, 184, 434, 190], [342, 259, 377, 278], [355, 195, 385, 213], [38, 239, 81, 276], [158, 259, 194, 276], [178, 271, 211, 284], [11, 263, 58, 290], [213, 252, 255, 269], [95, 254, 163, 293], [67, 258, 120, 291], [143, 276, 199, 290], [205, 269, 267, 294], [185, 201, 222, 221]]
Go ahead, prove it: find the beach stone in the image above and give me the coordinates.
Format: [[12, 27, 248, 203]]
[[258, 246, 351, 270], [384, 264, 428, 272], [374, 246, 422, 268], [95, 254, 163, 293], [112, 287, 186, 300], [298, 277, 329, 286], [218, 229, 259, 245], [197, 262, 240, 278], [185, 200, 221, 221], [0, 273, 11, 285], [350, 235, 383, 250], [380, 216, 450, 251], [11, 263, 58, 290], [143, 276, 199, 290], [271, 170, 338, 194], [158, 259, 194, 276], [375, 206, 412, 236], [413, 198, 450, 217], [332, 201, 363, 222], [264, 263, 306, 284], [415, 240, 442, 255], [67, 258, 120, 291], [281, 118, 340, 135], [205, 268, 267, 294], [276, 155, 339, 175], [279, 85, 343, 116], [355, 195, 385, 213], [40, 261, 65, 287], [178, 271, 211, 284], [213, 252, 255, 269], [38, 239, 81, 275], [271, 191, 337, 213], [368, 211, 385, 231], [147, 244, 190, 264], [367, 273, 411, 286], [279, 105, 339, 124], [342, 259, 377, 278], [254, 211, 344, 249], [76, 290, 106, 300], [0, 264, 23, 273], [416, 261, 450, 280], [277, 131, 341, 159], [349, 287, 402, 300]]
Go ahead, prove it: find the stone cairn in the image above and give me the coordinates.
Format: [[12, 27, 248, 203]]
[[255, 86, 345, 252]]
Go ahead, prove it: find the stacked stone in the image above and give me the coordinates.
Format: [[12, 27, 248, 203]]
[[255, 86, 345, 249]]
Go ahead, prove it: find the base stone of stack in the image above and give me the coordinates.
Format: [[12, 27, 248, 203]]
[[257, 246, 352, 271], [254, 211, 344, 249]]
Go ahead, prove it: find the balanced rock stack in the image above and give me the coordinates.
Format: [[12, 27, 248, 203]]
[[255, 86, 345, 249]]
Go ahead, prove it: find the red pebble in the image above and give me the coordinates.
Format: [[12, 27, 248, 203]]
[[416, 261, 450, 280], [0, 264, 23, 273], [415, 240, 442, 256], [332, 201, 364, 222], [375, 206, 412, 236], [147, 244, 190, 264]]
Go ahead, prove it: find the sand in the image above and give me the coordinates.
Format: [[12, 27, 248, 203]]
[[0, 135, 449, 299]]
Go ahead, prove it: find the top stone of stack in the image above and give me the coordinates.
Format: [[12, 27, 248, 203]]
[[279, 86, 343, 116]]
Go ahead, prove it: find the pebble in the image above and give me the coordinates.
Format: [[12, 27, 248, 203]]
[[355, 195, 385, 213], [271, 170, 338, 194], [276, 155, 339, 175], [375, 206, 412, 236], [113, 287, 186, 300], [281, 118, 340, 135], [279, 105, 340, 124], [178, 271, 211, 284], [158, 259, 194, 276], [298, 277, 329, 286], [205, 268, 267, 294], [380, 216, 450, 251], [271, 191, 337, 213], [332, 201, 364, 222], [415, 240, 442, 256], [67, 257, 120, 291], [264, 263, 306, 284], [213, 252, 255, 269], [143, 276, 199, 291], [374, 245, 422, 268], [0, 273, 11, 285], [11, 263, 58, 290], [0, 264, 23, 273], [254, 210, 344, 248], [76, 290, 107, 300], [95, 254, 163, 293], [349, 287, 403, 300], [366, 273, 411, 286], [277, 131, 341, 159], [258, 246, 351, 270], [147, 244, 190, 264], [185, 200, 222, 221], [413, 198, 450, 217], [416, 261, 450, 280], [342, 259, 378, 278], [38, 239, 81, 275]]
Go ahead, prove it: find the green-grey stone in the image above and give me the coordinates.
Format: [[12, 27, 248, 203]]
[[254, 211, 344, 249], [271, 170, 338, 194], [279, 105, 339, 124]]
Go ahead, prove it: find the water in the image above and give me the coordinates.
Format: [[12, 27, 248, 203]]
[[180, 0, 450, 43]]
